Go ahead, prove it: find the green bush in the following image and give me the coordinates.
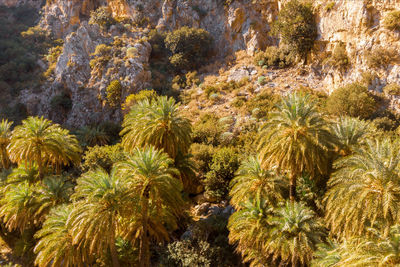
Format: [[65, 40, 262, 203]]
[[383, 10, 400, 31], [106, 80, 122, 107], [325, 2, 335, 12], [203, 147, 239, 201], [192, 113, 228, 146], [90, 44, 112, 69], [326, 83, 377, 119], [123, 89, 157, 111], [89, 7, 116, 29], [165, 26, 213, 70], [272, 0, 317, 62], [50, 92, 72, 111], [383, 83, 400, 96], [254, 46, 295, 69], [325, 41, 349, 69], [365, 47, 396, 69], [190, 143, 216, 176], [82, 144, 125, 173]]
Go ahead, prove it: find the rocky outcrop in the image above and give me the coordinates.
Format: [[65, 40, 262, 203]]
[[0, 0, 43, 8], [20, 21, 152, 127]]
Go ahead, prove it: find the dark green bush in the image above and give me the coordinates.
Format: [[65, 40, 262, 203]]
[[165, 26, 213, 70], [50, 92, 72, 111], [89, 7, 116, 29], [383, 83, 400, 96], [325, 41, 349, 70], [81, 144, 125, 173], [192, 113, 226, 146], [365, 47, 396, 69], [254, 46, 295, 69], [272, 0, 317, 62], [326, 83, 377, 119], [383, 10, 400, 31], [203, 147, 239, 201], [190, 143, 215, 176], [106, 80, 122, 108]]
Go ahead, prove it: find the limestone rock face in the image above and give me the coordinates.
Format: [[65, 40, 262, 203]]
[[20, 22, 152, 127], [0, 0, 43, 8], [10, 0, 400, 123]]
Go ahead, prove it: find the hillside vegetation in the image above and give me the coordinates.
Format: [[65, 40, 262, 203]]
[[1, 0, 400, 266]]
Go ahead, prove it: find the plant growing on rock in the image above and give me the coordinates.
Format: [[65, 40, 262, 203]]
[[326, 83, 377, 119], [106, 80, 122, 108], [272, 0, 317, 63], [383, 10, 400, 31], [89, 7, 116, 30], [165, 26, 213, 70]]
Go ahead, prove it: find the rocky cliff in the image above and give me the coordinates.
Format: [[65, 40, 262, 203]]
[[3, 0, 400, 126]]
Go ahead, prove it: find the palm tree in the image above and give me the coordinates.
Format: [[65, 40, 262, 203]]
[[229, 156, 285, 209], [258, 93, 335, 202], [0, 119, 12, 169], [266, 201, 326, 266], [6, 163, 40, 185], [69, 168, 131, 267], [330, 117, 370, 156], [121, 96, 192, 159], [34, 205, 87, 267], [76, 125, 110, 147], [324, 138, 400, 239], [311, 239, 342, 267], [0, 181, 39, 232], [7, 117, 81, 177], [114, 146, 185, 267], [313, 225, 400, 266], [228, 199, 274, 266], [35, 175, 74, 222]]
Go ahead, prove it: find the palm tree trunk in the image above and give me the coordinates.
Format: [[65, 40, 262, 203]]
[[109, 225, 120, 267], [289, 172, 297, 203], [1, 148, 9, 169], [37, 149, 44, 178], [139, 196, 149, 267]]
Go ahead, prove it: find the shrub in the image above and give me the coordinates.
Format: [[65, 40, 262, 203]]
[[122, 89, 157, 111], [165, 26, 213, 70], [254, 46, 295, 69], [81, 144, 125, 173], [106, 80, 122, 107], [190, 143, 215, 175], [89, 7, 116, 29], [258, 76, 267, 85], [43, 45, 63, 78], [383, 10, 400, 31], [203, 147, 239, 201], [50, 92, 72, 111], [325, 41, 349, 70], [373, 116, 398, 131], [383, 83, 400, 96], [325, 2, 335, 12], [90, 44, 112, 69], [326, 83, 377, 119], [192, 113, 226, 146], [272, 0, 317, 62], [365, 47, 396, 69], [126, 47, 138, 58]]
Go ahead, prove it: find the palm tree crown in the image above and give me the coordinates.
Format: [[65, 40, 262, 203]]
[[69, 168, 130, 267], [114, 146, 184, 267], [34, 204, 87, 267], [0, 119, 13, 169], [229, 156, 285, 209], [258, 93, 335, 201], [7, 116, 81, 177], [324, 138, 400, 239], [121, 96, 192, 158], [330, 116, 370, 156], [266, 201, 326, 266]]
